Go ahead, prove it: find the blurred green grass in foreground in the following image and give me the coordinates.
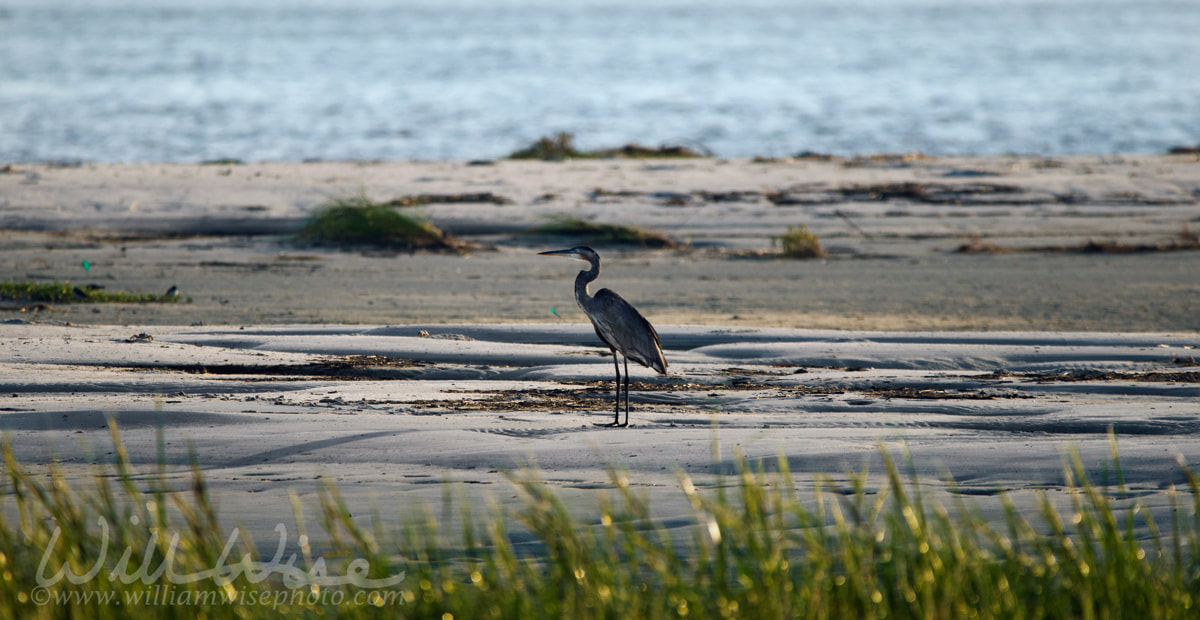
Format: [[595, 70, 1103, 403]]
[[2, 424, 1197, 619]]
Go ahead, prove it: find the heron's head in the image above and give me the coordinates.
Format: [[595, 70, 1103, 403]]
[[537, 246, 599, 264]]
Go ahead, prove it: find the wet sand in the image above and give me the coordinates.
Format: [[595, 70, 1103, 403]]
[[2, 322, 1197, 545]]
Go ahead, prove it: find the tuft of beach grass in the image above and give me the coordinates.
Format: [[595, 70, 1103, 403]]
[[773, 224, 825, 258], [298, 193, 463, 251]]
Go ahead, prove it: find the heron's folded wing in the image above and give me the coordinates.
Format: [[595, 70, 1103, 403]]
[[590, 288, 668, 374]]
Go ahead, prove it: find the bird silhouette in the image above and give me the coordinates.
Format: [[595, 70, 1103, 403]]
[[539, 246, 667, 427]]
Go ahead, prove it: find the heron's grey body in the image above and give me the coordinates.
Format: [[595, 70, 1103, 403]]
[[538, 246, 667, 427]]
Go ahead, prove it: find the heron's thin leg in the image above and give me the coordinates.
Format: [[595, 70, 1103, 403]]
[[622, 356, 630, 427], [613, 351, 621, 426], [594, 350, 623, 428], [593, 348, 621, 427]]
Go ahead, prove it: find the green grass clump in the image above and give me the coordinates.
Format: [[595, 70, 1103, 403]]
[[774, 224, 825, 258], [508, 132, 707, 160], [0, 281, 178, 304], [299, 194, 460, 251], [529, 214, 676, 248], [3, 427, 1200, 619]]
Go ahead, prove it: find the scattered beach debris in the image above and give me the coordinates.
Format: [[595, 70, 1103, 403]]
[[588, 188, 765, 206], [864, 386, 1022, 400], [794, 150, 840, 161], [507, 132, 579, 159], [768, 182, 1030, 206], [613, 143, 707, 158], [1018, 369, 1200, 384], [576, 180, 1195, 209], [751, 152, 839, 164], [842, 152, 933, 167], [507, 132, 708, 160], [1171, 355, 1198, 367], [527, 214, 676, 249], [274, 253, 321, 263], [588, 188, 644, 202], [584, 181, 1097, 208], [386, 192, 511, 206], [43, 160, 83, 169], [696, 190, 761, 203], [957, 226, 1200, 255], [834, 209, 874, 240], [417, 330, 475, 341], [942, 169, 1000, 178], [954, 237, 1008, 254], [106, 354, 420, 379], [0, 281, 178, 304]]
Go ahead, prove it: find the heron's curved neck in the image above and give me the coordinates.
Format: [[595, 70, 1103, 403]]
[[574, 257, 600, 308]]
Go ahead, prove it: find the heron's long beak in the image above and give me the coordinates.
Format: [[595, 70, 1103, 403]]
[[537, 249, 579, 258]]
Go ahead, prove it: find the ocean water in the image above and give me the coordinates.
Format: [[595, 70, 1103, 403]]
[[2, 0, 1197, 162]]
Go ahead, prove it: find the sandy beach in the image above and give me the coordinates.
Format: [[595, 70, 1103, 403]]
[[3, 155, 1199, 331], [2, 155, 1199, 547]]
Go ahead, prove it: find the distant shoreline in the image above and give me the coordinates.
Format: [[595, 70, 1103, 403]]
[[6, 145, 1200, 168]]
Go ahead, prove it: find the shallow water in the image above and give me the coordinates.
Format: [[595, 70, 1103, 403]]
[[2, 0, 1198, 162]]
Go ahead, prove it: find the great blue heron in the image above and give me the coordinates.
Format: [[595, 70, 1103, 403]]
[[538, 246, 667, 427]]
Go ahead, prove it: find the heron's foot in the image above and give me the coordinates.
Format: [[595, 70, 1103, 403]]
[[593, 421, 628, 428]]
